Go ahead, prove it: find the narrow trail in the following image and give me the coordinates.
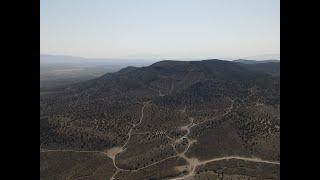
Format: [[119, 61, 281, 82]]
[[40, 149, 130, 173], [133, 155, 178, 172], [42, 101, 155, 180], [167, 116, 198, 179], [188, 97, 235, 131], [40, 149, 105, 154], [108, 101, 151, 179], [168, 155, 280, 180], [166, 98, 279, 180], [109, 170, 119, 180], [199, 156, 280, 165], [41, 97, 279, 180], [121, 101, 150, 150]]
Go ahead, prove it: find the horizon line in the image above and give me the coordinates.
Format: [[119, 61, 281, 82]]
[[40, 53, 280, 61]]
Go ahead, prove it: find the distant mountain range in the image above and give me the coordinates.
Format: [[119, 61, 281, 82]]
[[242, 54, 280, 61], [40, 55, 157, 89], [41, 54, 280, 65], [40, 54, 156, 67], [233, 59, 280, 64], [40, 54, 280, 89]]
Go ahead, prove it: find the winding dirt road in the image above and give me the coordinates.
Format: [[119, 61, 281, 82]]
[[41, 98, 279, 180], [108, 101, 151, 179], [165, 98, 279, 180]]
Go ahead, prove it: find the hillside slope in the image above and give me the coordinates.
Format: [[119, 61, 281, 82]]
[[40, 59, 280, 180]]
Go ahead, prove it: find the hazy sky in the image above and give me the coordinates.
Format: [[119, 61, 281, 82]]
[[41, 0, 280, 59]]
